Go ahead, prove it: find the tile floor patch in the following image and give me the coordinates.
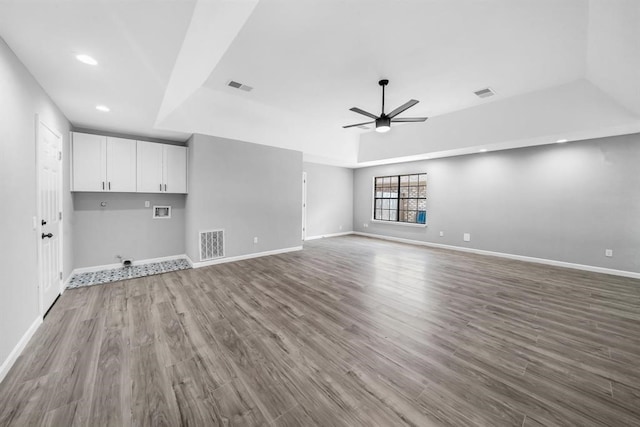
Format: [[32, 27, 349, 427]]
[[67, 258, 191, 289]]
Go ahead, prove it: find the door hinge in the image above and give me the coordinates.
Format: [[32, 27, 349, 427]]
[[59, 211, 62, 220], [58, 151, 62, 161], [59, 272, 63, 280]]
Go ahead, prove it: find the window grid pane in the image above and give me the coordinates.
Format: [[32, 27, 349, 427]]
[[374, 173, 426, 223]]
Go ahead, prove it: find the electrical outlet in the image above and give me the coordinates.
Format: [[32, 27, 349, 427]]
[[364, 223, 369, 228], [463, 233, 471, 242], [605, 249, 613, 257], [145, 201, 150, 208], [439, 231, 444, 237], [339, 225, 343, 231], [253, 237, 258, 244]]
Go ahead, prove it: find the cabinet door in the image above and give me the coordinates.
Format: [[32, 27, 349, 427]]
[[106, 137, 137, 192], [72, 133, 106, 191], [136, 141, 163, 193], [163, 145, 187, 193]]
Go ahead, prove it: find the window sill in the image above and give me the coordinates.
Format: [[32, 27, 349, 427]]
[[371, 219, 427, 228]]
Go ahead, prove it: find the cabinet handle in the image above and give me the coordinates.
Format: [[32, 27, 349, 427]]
[[160, 183, 162, 191], [108, 182, 111, 190], [164, 184, 167, 192], [102, 181, 105, 190]]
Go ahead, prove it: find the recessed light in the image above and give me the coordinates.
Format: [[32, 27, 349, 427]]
[[76, 54, 98, 66], [479, 149, 487, 152], [96, 105, 110, 112], [556, 139, 568, 143]]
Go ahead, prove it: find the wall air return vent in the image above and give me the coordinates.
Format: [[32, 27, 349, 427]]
[[474, 87, 495, 98], [199, 229, 225, 261], [227, 80, 253, 92]]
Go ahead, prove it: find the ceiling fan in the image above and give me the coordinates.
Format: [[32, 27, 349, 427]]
[[343, 79, 428, 133]]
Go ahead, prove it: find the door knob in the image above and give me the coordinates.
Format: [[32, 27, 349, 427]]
[[41, 233, 53, 239]]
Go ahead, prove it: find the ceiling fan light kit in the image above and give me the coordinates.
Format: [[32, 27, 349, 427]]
[[344, 79, 427, 133], [375, 116, 391, 133]]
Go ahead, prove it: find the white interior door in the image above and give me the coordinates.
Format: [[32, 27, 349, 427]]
[[302, 172, 307, 240], [38, 117, 62, 314]]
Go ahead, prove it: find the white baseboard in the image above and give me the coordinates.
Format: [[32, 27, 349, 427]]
[[353, 232, 640, 280], [71, 254, 189, 275], [0, 316, 42, 384], [188, 246, 303, 269], [304, 231, 354, 241]]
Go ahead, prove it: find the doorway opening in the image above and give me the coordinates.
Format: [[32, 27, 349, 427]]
[[302, 171, 307, 241]]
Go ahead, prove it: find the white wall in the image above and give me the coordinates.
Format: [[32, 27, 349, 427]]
[[0, 37, 72, 371], [354, 133, 640, 274], [185, 134, 303, 262], [303, 162, 353, 238], [72, 193, 186, 268]]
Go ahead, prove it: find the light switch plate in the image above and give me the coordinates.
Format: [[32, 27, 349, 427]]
[[463, 233, 471, 242]]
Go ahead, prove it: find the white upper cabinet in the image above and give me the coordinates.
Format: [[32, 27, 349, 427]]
[[72, 132, 186, 193], [106, 137, 137, 192], [136, 141, 187, 194], [71, 133, 106, 191], [136, 141, 164, 193], [163, 144, 187, 194], [72, 133, 136, 192]]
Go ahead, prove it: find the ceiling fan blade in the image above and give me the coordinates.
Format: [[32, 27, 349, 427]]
[[343, 121, 374, 129], [387, 99, 419, 118], [391, 117, 428, 122], [349, 107, 379, 119]]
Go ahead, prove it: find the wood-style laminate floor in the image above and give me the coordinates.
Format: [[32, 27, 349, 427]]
[[1, 235, 639, 426]]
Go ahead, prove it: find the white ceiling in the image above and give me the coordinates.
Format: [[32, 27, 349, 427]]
[[1, 0, 638, 166]]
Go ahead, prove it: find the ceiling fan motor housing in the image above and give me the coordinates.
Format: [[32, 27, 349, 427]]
[[376, 116, 391, 129]]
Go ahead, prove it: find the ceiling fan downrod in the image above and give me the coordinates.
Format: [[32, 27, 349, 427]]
[[379, 79, 389, 116]]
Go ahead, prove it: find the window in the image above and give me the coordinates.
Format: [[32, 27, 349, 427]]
[[374, 173, 427, 224]]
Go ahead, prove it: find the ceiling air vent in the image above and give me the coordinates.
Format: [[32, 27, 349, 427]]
[[227, 80, 253, 92], [474, 87, 495, 98]]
